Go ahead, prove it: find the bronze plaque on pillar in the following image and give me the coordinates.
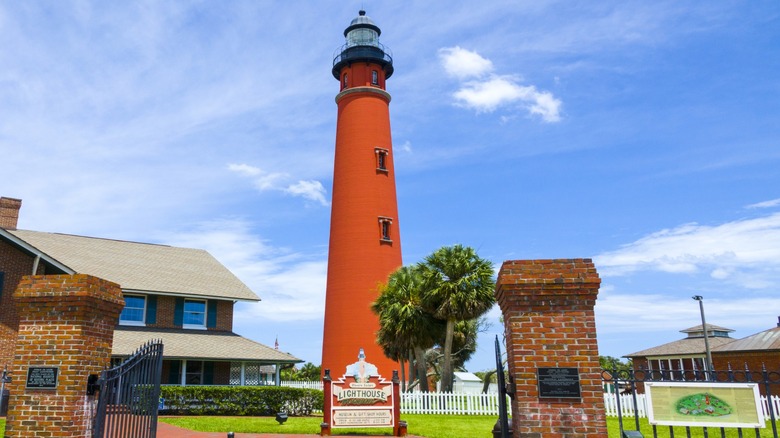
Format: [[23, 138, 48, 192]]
[[537, 367, 581, 398], [25, 367, 59, 389]]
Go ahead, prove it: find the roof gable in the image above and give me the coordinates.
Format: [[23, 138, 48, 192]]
[[6, 229, 259, 302]]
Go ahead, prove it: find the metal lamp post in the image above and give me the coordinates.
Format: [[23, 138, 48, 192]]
[[692, 295, 713, 377]]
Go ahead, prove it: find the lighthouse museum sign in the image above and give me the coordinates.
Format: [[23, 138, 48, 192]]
[[322, 349, 401, 435]]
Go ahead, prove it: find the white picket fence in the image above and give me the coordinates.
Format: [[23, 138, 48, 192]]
[[603, 393, 780, 418], [279, 381, 503, 415], [401, 391, 503, 415], [280, 380, 324, 390]]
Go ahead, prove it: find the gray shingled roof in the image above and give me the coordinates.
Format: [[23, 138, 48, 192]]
[[7, 229, 259, 302], [713, 326, 780, 352], [625, 336, 736, 358], [113, 327, 301, 363]]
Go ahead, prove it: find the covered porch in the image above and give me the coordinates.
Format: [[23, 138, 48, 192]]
[[112, 326, 302, 386]]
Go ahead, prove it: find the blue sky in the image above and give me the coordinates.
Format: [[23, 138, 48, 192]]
[[2, 2, 779, 373]]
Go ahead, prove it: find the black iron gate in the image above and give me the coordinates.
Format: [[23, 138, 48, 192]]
[[93, 340, 164, 438], [604, 365, 780, 438]]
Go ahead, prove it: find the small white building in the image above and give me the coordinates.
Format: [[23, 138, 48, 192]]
[[452, 372, 483, 394]]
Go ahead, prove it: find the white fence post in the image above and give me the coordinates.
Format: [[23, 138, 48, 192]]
[[279, 380, 324, 390]]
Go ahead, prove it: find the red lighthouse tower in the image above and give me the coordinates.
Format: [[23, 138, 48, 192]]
[[322, 10, 401, 377]]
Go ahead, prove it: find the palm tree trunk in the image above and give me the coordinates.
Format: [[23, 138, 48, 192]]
[[441, 318, 455, 392], [481, 369, 497, 394], [399, 357, 406, 392], [408, 349, 415, 388], [414, 346, 428, 392]]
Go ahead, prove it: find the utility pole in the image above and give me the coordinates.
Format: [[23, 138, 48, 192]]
[[692, 295, 713, 377]]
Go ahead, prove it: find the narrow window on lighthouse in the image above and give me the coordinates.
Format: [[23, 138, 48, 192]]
[[375, 148, 389, 172], [378, 217, 393, 243], [371, 70, 379, 85], [343, 73, 348, 90]]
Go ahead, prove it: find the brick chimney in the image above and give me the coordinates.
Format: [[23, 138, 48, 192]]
[[0, 197, 22, 230]]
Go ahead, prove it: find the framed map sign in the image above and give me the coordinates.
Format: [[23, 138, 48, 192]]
[[645, 382, 764, 428]]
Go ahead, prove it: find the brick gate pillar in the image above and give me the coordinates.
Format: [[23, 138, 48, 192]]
[[495, 259, 607, 438], [4, 274, 124, 438]]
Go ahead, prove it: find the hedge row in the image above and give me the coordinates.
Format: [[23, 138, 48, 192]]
[[159, 386, 323, 416]]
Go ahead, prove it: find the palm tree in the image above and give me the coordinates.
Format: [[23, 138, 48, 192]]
[[425, 318, 483, 387], [298, 363, 322, 381], [420, 245, 495, 392], [372, 265, 444, 392]]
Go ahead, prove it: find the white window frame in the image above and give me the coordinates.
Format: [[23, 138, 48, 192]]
[[184, 360, 204, 385], [119, 294, 146, 326], [375, 147, 389, 172], [378, 216, 393, 243], [183, 299, 207, 330]]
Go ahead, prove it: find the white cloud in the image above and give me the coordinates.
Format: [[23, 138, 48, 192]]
[[284, 180, 329, 206], [229, 163, 328, 206], [227, 163, 262, 176], [746, 198, 780, 209], [438, 46, 494, 79], [595, 291, 780, 338], [163, 219, 327, 322], [595, 213, 780, 289], [439, 46, 562, 123], [453, 76, 562, 122]]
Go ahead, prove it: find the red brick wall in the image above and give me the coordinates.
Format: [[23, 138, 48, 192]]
[[713, 351, 780, 396], [216, 300, 233, 331], [495, 259, 607, 438], [0, 198, 21, 230], [214, 361, 231, 385], [4, 274, 123, 438], [154, 295, 176, 328], [0, 239, 47, 369]]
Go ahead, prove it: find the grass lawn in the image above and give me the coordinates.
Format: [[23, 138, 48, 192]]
[[160, 414, 497, 437], [606, 417, 780, 437], [160, 416, 780, 437], [3, 416, 779, 437]]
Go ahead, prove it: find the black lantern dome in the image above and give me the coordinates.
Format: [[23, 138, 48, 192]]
[[332, 10, 393, 79]]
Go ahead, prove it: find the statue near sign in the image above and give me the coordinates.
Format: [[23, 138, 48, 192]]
[[346, 348, 378, 384]]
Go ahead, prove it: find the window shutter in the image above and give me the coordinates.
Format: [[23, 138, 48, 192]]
[[174, 298, 184, 327], [146, 295, 157, 325], [204, 362, 214, 385], [168, 360, 181, 385], [207, 300, 217, 328]]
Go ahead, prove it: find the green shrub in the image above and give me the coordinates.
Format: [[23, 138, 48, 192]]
[[159, 386, 323, 416]]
